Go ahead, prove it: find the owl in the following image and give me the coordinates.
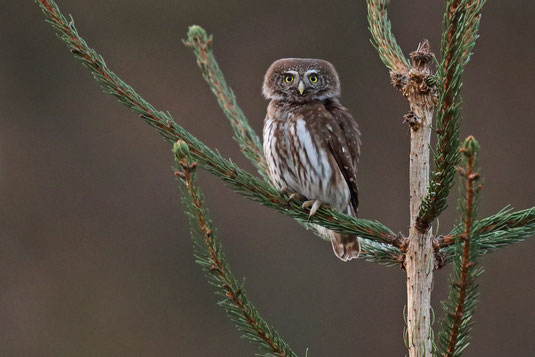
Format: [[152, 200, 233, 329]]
[[262, 58, 361, 261]]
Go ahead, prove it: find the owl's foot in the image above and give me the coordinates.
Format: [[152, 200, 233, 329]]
[[280, 187, 305, 203], [288, 193, 305, 202], [302, 200, 329, 218]]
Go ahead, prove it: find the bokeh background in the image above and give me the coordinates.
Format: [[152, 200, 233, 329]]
[[2, 1, 535, 356]]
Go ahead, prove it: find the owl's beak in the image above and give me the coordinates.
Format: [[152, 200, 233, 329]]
[[297, 81, 305, 95]]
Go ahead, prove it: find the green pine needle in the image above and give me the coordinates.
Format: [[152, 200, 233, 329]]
[[442, 206, 535, 260], [418, 0, 486, 227], [366, 0, 410, 73]]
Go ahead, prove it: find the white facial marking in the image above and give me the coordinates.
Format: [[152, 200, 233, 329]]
[[284, 70, 299, 79]]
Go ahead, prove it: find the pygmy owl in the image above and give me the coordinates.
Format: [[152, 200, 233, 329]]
[[262, 58, 361, 261]]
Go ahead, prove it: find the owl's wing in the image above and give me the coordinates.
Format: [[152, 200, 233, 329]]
[[324, 99, 362, 176], [305, 102, 361, 215]]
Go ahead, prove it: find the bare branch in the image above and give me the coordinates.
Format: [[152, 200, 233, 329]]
[[403, 41, 437, 357]]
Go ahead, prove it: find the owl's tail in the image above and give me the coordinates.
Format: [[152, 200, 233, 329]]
[[315, 226, 360, 262], [331, 232, 360, 261]]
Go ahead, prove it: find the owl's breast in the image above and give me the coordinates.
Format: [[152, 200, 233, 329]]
[[263, 113, 350, 211]]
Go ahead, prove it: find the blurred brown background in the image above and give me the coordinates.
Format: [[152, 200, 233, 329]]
[[2, 1, 535, 356]]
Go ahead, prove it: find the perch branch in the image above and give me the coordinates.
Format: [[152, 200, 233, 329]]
[[173, 141, 297, 357], [183, 26, 269, 180], [35, 0, 402, 263]]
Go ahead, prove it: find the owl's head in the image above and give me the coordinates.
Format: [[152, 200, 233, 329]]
[[262, 58, 341, 102]]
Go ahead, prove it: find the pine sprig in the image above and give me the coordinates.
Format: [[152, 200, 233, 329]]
[[183, 26, 269, 180], [436, 136, 483, 357], [418, 0, 485, 228], [478, 206, 535, 235], [360, 239, 405, 267], [35, 0, 401, 262], [173, 141, 298, 357], [366, 0, 410, 74], [441, 206, 535, 259]]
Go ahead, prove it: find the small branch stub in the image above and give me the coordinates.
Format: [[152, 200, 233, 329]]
[[403, 111, 422, 130]]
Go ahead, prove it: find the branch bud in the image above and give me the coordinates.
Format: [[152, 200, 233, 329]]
[[173, 140, 191, 161], [184, 25, 212, 50], [460, 136, 480, 158]]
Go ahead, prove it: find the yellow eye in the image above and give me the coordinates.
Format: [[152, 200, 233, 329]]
[[285, 74, 294, 83], [309, 74, 318, 83]]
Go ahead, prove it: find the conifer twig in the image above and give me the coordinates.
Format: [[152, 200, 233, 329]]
[[417, 0, 485, 230], [437, 136, 483, 357], [34, 0, 402, 255], [439, 207, 535, 259], [438, 207, 535, 247], [366, 0, 409, 74], [478, 207, 535, 234], [183, 26, 269, 180], [173, 141, 297, 357], [360, 239, 405, 267]]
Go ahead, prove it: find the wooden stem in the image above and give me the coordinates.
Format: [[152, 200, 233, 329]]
[[404, 41, 436, 357]]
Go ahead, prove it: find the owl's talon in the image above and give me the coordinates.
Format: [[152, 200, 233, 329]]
[[288, 193, 304, 203], [279, 187, 304, 204], [302, 200, 314, 209], [302, 199, 324, 218]]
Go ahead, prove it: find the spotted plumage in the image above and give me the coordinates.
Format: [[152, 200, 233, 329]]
[[262, 58, 361, 261]]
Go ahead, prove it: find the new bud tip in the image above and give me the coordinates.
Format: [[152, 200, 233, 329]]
[[461, 136, 480, 157], [186, 25, 209, 43], [173, 140, 190, 160]]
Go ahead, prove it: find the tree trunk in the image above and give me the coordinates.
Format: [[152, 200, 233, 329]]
[[405, 41, 436, 357]]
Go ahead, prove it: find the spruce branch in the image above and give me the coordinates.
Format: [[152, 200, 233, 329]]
[[436, 136, 483, 357], [360, 238, 405, 267], [440, 206, 535, 259], [182, 26, 269, 180], [417, 0, 485, 229], [35, 0, 401, 262], [366, 0, 410, 74], [478, 206, 535, 235], [173, 141, 297, 357]]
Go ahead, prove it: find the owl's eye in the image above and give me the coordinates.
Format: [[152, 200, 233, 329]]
[[309, 74, 318, 83], [284, 74, 294, 83]]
